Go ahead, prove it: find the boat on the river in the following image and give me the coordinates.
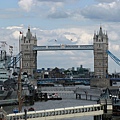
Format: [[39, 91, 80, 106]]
[[47, 93, 62, 100]]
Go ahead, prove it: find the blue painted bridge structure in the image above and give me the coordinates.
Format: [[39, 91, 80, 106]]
[[37, 78, 90, 85], [37, 77, 120, 85], [33, 45, 94, 51], [34, 45, 120, 85], [19, 27, 120, 87]]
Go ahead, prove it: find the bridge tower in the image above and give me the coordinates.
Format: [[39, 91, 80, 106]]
[[93, 27, 108, 78], [20, 27, 37, 76], [91, 27, 110, 87]]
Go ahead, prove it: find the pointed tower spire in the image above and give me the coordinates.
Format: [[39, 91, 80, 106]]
[[26, 26, 32, 39], [35, 33, 37, 39], [93, 31, 96, 39], [106, 31, 108, 38], [99, 26, 103, 36], [28, 26, 30, 31]]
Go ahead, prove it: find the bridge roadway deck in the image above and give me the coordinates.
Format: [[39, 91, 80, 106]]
[[37, 78, 120, 83], [6, 104, 104, 120]]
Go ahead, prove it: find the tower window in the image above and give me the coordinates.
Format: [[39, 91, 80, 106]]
[[101, 38, 103, 42], [26, 45, 29, 49], [26, 63, 29, 66]]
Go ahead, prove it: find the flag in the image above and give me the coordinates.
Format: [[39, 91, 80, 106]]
[[20, 31, 22, 34], [9, 45, 13, 48]]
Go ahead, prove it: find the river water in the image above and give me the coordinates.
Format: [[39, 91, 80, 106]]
[[24, 99, 95, 120], [4, 100, 95, 120], [4, 85, 97, 120], [4, 82, 120, 120], [4, 94, 95, 120]]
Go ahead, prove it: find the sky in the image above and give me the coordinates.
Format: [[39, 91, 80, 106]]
[[0, 0, 120, 73]]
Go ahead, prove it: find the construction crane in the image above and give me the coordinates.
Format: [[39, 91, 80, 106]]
[[0, 41, 22, 69], [0, 41, 7, 61]]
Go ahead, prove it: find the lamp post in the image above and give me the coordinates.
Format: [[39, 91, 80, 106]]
[[24, 109, 27, 120], [114, 95, 117, 103], [109, 94, 112, 99], [18, 32, 22, 112], [112, 95, 117, 104]]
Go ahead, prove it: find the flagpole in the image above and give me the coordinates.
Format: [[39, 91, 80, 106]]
[[18, 32, 22, 112], [19, 34, 21, 54]]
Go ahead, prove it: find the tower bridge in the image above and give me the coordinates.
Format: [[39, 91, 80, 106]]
[[20, 27, 110, 87]]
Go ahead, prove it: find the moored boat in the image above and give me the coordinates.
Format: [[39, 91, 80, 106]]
[[48, 93, 62, 100]]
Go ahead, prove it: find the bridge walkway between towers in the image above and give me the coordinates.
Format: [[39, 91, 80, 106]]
[[33, 45, 94, 51], [6, 104, 104, 120]]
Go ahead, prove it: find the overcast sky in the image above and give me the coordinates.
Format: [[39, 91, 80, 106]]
[[0, 0, 120, 73]]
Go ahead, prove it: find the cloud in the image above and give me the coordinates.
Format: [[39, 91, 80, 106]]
[[37, 0, 66, 2], [1, 25, 120, 72], [35, 27, 93, 47], [0, 8, 22, 19], [18, 0, 65, 12], [37, 0, 77, 3], [110, 44, 120, 51], [81, 1, 120, 22], [18, 0, 35, 12], [6, 26, 23, 30], [47, 11, 71, 19], [17, 0, 78, 20], [95, 0, 118, 3]]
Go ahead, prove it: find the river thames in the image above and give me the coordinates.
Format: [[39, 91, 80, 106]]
[[4, 85, 97, 120], [4, 99, 95, 120], [23, 98, 95, 120], [4, 83, 120, 120]]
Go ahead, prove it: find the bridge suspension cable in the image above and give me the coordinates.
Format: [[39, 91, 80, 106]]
[[8, 51, 22, 68], [107, 50, 120, 66]]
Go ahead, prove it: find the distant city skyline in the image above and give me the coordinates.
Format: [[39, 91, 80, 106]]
[[37, 65, 90, 71], [0, 0, 120, 73]]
